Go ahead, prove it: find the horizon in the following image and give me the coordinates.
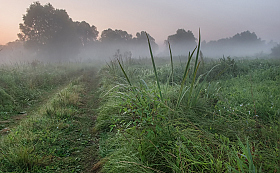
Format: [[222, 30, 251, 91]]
[[0, 0, 280, 46]]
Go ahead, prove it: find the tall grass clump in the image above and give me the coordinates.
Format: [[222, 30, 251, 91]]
[[97, 29, 223, 172], [96, 29, 280, 172]]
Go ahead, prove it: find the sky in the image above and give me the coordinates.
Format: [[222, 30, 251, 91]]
[[0, 0, 280, 46]]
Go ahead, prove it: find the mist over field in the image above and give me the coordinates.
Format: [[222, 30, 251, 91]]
[[0, 2, 279, 64], [0, 29, 278, 64]]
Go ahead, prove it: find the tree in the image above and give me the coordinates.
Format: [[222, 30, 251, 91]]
[[75, 21, 99, 47], [100, 28, 132, 43], [18, 2, 95, 61], [134, 31, 157, 47], [166, 29, 196, 55], [132, 31, 158, 49], [231, 31, 263, 44]]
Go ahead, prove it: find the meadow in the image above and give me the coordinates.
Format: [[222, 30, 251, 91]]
[[0, 61, 100, 172], [95, 35, 280, 172], [0, 38, 279, 172]]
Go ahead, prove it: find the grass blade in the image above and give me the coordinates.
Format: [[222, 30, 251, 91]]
[[175, 47, 197, 109], [168, 41, 174, 85], [193, 28, 201, 75], [117, 58, 132, 86], [146, 32, 163, 101]]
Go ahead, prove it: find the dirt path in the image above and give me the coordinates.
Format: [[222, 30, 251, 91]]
[[47, 69, 101, 172], [73, 69, 101, 172], [0, 80, 83, 136], [0, 68, 102, 172]]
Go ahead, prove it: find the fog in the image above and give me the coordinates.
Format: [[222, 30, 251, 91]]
[[0, 33, 278, 65], [158, 30, 278, 59], [0, 2, 279, 64]]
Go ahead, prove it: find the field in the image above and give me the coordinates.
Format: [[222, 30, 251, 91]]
[[0, 62, 100, 172], [95, 52, 280, 172], [0, 49, 280, 172]]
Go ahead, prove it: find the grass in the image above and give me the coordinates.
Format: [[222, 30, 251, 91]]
[[0, 35, 279, 172], [0, 61, 89, 124], [95, 31, 280, 172], [0, 63, 100, 172]]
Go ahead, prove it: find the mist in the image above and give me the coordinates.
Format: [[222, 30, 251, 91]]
[[1, 2, 279, 65]]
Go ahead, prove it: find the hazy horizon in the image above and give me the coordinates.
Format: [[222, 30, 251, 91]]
[[1, 0, 280, 46]]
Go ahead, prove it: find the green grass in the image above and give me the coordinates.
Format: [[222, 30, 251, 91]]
[[0, 40, 279, 172], [0, 62, 88, 115], [0, 62, 96, 131], [0, 63, 100, 172], [95, 32, 280, 172]]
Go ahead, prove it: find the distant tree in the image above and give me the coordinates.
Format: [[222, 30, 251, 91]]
[[18, 2, 87, 61], [167, 29, 196, 45], [203, 30, 267, 57], [271, 44, 280, 58], [75, 21, 99, 47], [231, 31, 263, 44], [133, 31, 158, 49], [100, 28, 132, 43], [165, 29, 196, 55]]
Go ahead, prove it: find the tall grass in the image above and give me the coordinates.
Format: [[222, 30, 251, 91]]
[[0, 62, 90, 116], [96, 30, 280, 172]]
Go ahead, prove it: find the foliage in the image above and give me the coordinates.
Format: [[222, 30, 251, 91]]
[[202, 31, 267, 57], [75, 21, 99, 46], [100, 28, 133, 43], [165, 29, 197, 56], [18, 2, 98, 61], [0, 66, 99, 172], [96, 32, 280, 172], [0, 61, 93, 123]]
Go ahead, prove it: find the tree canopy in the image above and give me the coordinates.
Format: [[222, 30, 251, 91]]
[[100, 28, 132, 43], [167, 29, 196, 45], [18, 2, 98, 61], [165, 29, 197, 55], [75, 21, 99, 47]]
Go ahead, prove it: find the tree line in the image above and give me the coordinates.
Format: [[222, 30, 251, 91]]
[[2, 2, 279, 61]]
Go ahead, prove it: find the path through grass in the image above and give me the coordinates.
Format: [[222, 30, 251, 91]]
[[0, 66, 100, 172]]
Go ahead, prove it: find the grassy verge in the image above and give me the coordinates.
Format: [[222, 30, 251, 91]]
[[0, 66, 100, 172], [0, 62, 89, 123], [95, 35, 280, 172]]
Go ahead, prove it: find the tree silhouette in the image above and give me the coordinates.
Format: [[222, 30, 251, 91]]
[[203, 30, 266, 57], [18, 2, 95, 61], [133, 31, 158, 49], [167, 29, 196, 45], [166, 29, 196, 55], [75, 21, 99, 47], [100, 28, 132, 43]]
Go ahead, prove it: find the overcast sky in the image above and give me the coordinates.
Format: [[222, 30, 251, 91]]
[[0, 0, 279, 45]]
